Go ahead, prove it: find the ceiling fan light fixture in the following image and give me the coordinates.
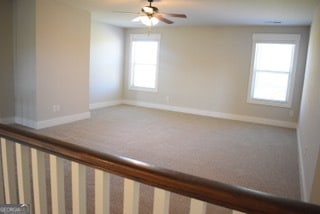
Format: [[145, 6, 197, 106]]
[[142, 6, 154, 14], [140, 16, 159, 26], [118, 0, 186, 27]]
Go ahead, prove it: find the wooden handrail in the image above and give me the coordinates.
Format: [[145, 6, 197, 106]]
[[0, 123, 319, 213]]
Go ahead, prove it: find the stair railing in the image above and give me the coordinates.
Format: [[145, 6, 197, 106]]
[[0, 124, 320, 214]]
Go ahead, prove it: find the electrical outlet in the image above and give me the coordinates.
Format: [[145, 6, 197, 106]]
[[52, 105, 61, 113], [165, 96, 170, 103]]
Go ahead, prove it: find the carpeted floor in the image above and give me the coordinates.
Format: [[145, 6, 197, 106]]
[[32, 105, 300, 213]]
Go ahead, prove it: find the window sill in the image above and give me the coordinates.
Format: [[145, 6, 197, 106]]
[[129, 86, 158, 93], [247, 98, 292, 108]]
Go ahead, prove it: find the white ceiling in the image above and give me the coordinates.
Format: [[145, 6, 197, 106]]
[[59, 0, 320, 28]]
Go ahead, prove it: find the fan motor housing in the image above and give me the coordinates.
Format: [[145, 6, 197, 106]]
[[142, 6, 159, 15]]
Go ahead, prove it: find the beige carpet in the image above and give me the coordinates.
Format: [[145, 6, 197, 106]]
[[32, 105, 300, 213]]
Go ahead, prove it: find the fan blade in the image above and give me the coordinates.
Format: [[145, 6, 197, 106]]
[[158, 13, 187, 18], [155, 14, 173, 24]]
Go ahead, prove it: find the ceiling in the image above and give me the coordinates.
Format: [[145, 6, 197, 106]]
[[59, 0, 320, 28]]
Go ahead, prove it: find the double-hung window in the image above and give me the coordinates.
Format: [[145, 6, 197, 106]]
[[248, 34, 300, 107], [129, 34, 160, 92]]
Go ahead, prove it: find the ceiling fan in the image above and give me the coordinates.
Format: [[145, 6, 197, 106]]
[[117, 0, 187, 26]]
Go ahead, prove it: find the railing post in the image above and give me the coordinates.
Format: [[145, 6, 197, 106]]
[[153, 188, 170, 214], [95, 169, 110, 214], [189, 199, 207, 214], [15, 143, 32, 205], [1, 138, 11, 203], [71, 162, 86, 214], [124, 179, 140, 214], [50, 154, 66, 214], [31, 148, 48, 214], [16, 144, 25, 203], [1, 138, 18, 204]]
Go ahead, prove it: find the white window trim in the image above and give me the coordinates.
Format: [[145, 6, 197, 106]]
[[247, 33, 300, 108], [128, 34, 161, 92]]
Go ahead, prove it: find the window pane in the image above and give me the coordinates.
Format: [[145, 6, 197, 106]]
[[133, 64, 157, 88], [130, 35, 160, 91], [253, 71, 289, 101], [132, 41, 158, 64], [255, 43, 295, 72]]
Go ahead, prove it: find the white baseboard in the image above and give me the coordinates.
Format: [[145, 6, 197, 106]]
[[89, 100, 122, 110], [15, 117, 37, 129], [122, 100, 297, 129], [35, 112, 91, 129], [297, 128, 308, 201], [12, 99, 297, 129], [15, 112, 91, 129]]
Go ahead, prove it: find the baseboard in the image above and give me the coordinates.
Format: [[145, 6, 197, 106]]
[[297, 128, 308, 201], [35, 112, 91, 129], [122, 100, 297, 129], [13, 100, 296, 129], [15, 117, 38, 129], [89, 100, 122, 110]]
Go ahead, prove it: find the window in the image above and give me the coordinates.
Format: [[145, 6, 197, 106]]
[[248, 34, 300, 107], [129, 34, 160, 92]]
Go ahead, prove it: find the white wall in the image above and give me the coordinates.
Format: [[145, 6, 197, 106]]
[[0, 0, 14, 123], [13, 0, 91, 128], [90, 21, 124, 109], [298, 4, 320, 203], [13, 0, 37, 127], [124, 26, 309, 126], [36, 0, 91, 123]]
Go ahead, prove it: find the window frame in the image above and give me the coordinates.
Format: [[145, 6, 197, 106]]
[[247, 33, 301, 108], [128, 34, 161, 92]]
